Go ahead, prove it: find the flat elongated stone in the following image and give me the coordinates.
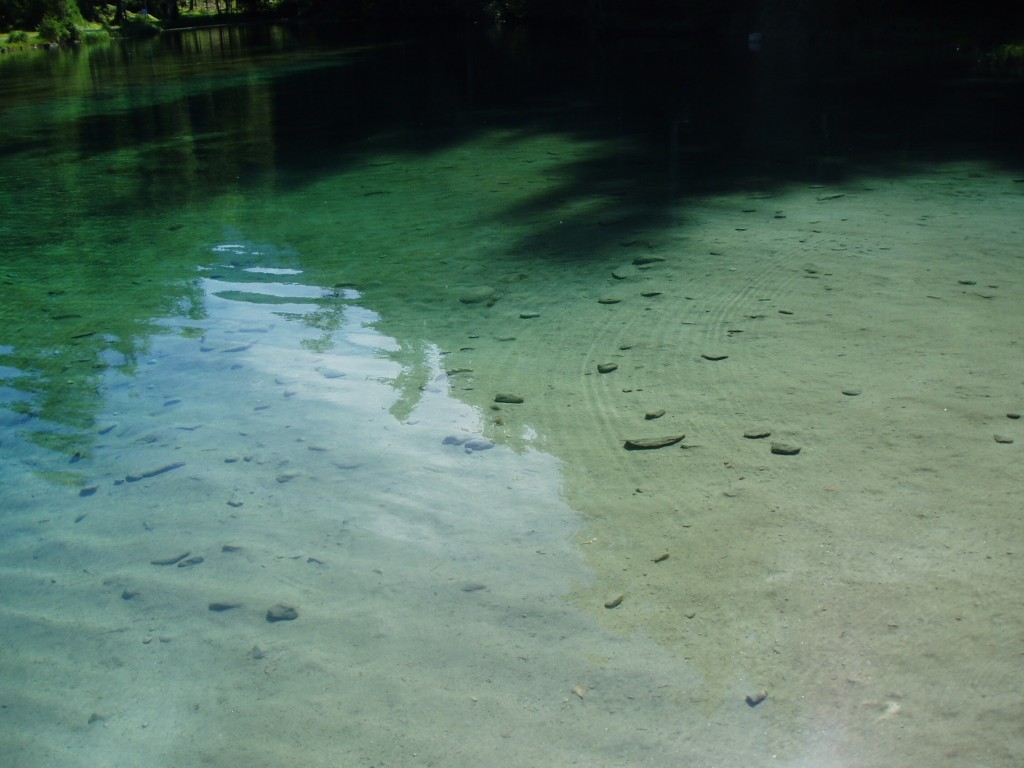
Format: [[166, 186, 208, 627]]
[[151, 551, 191, 566], [612, 264, 639, 280], [266, 604, 298, 622], [624, 435, 685, 450], [770, 442, 801, 455], [126, 462, 185, 482]]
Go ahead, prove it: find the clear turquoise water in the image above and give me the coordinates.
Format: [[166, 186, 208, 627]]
[[1, 24, 1023, 768], [0, 26, 714, 767]]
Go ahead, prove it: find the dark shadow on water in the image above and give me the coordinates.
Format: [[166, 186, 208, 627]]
[[3, 20, 1021, 229], [259, 21, 1024, 260]]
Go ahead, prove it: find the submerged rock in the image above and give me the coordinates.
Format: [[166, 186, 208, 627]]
[[623, 435, 685, 450], [266, 604, 298, 622], [612, 264, 639, 280], [770, 442, 801, 455], [442, 434, 495, 453], [459, 286, 500, 306]]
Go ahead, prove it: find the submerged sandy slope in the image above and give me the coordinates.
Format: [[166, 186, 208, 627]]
[[438, 161, 1024, 766], [1, 159, 1021, 768]]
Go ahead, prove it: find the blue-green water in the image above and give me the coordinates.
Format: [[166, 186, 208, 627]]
[[1, 24, 1023, 768]]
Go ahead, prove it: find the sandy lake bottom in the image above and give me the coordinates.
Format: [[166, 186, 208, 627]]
[[1, 122, 1022, 768]]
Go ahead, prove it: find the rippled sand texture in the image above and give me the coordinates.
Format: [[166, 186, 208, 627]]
[[425, 159, 1024, 767]]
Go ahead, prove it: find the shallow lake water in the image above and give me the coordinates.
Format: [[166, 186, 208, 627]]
[[1, 22, 1022, 768]]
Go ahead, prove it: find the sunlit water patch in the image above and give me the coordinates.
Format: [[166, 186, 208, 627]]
[[0, 241, 789, 768]]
